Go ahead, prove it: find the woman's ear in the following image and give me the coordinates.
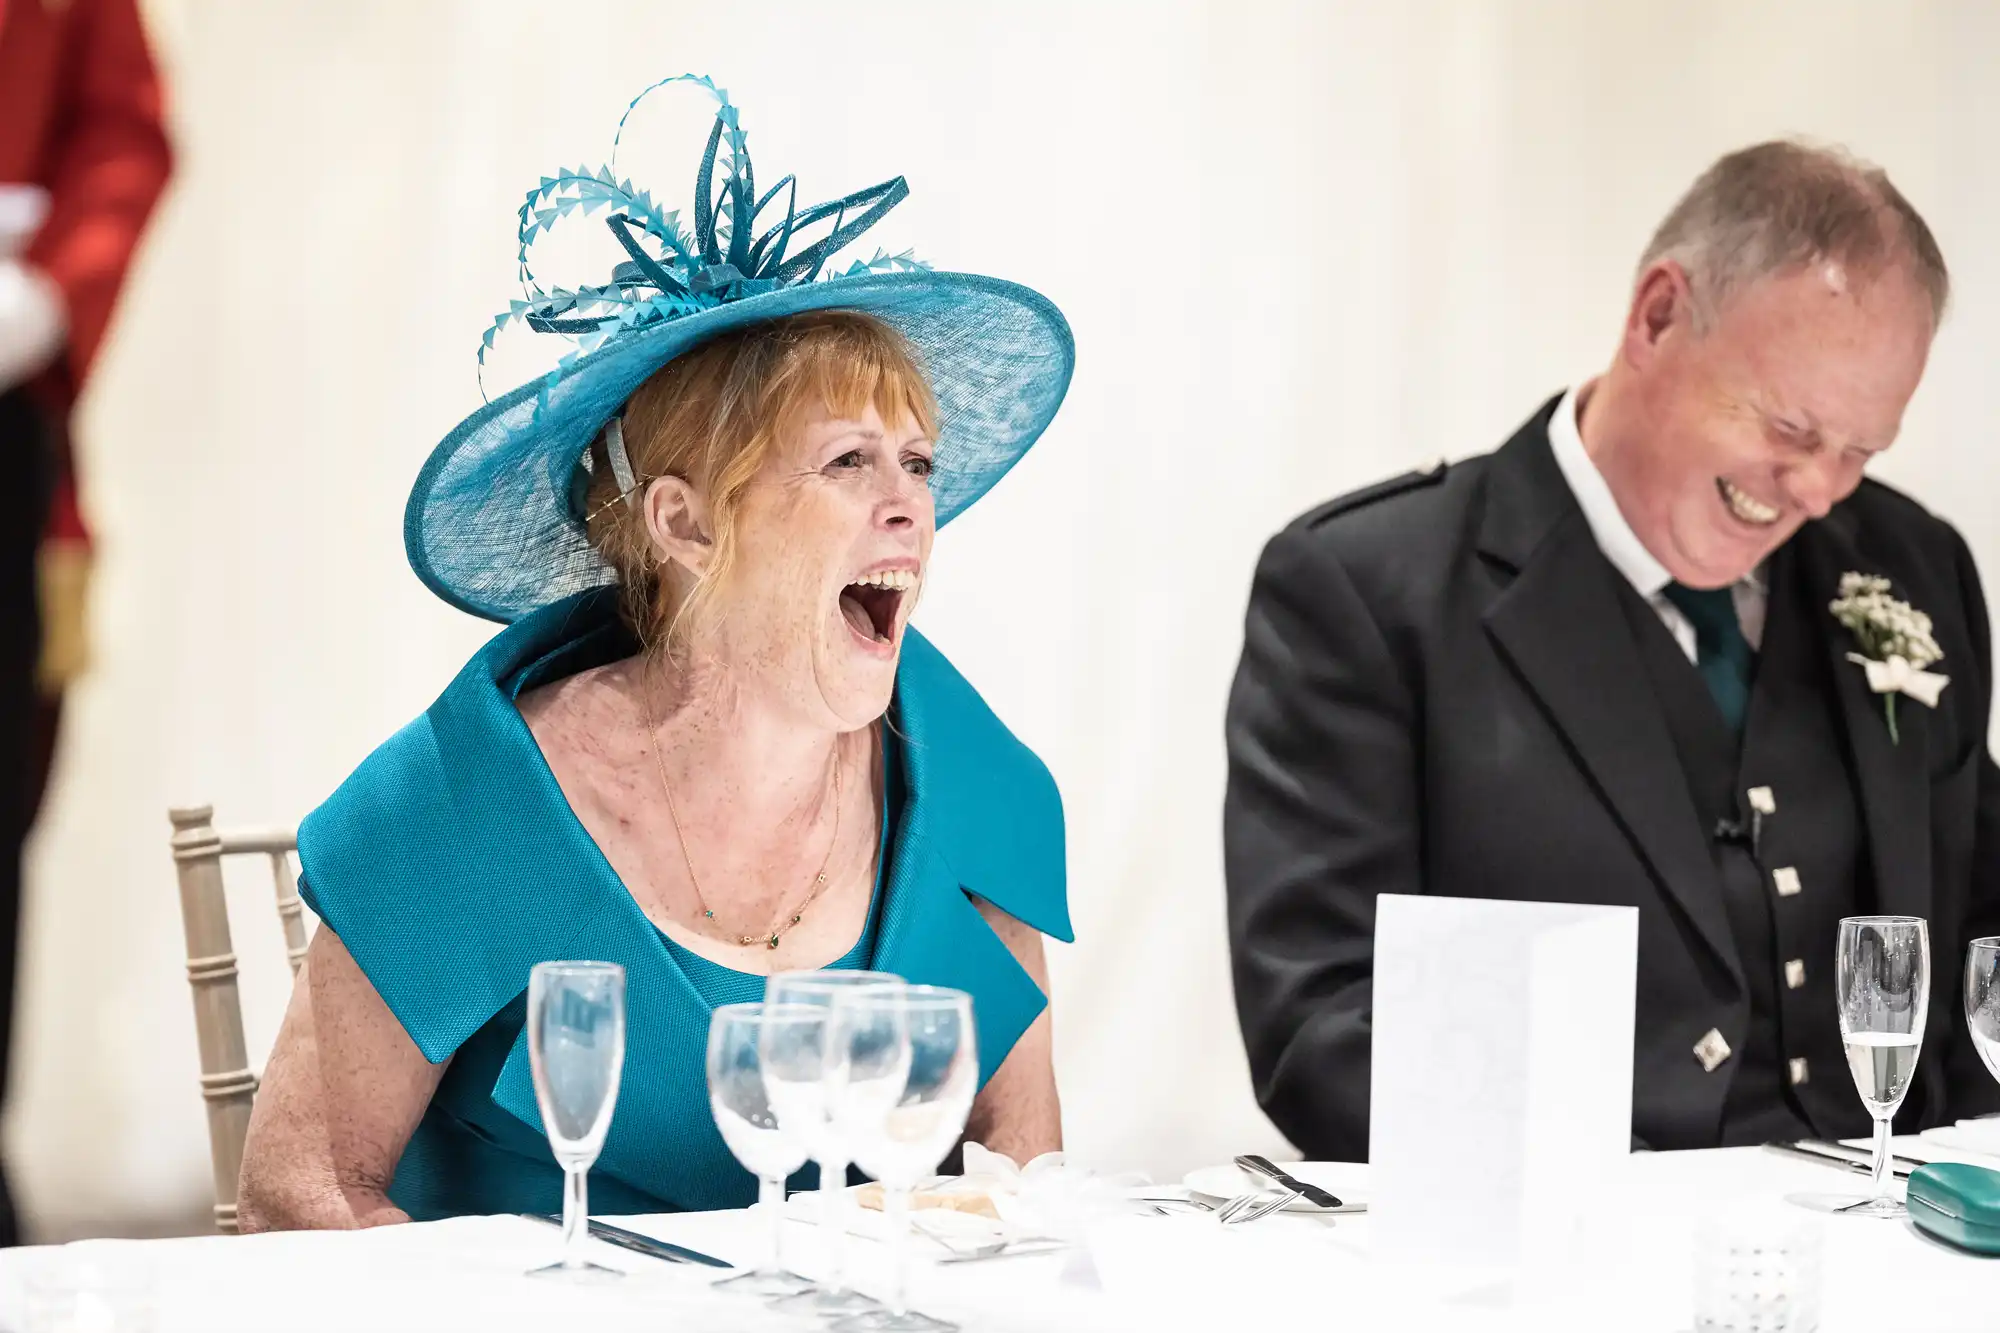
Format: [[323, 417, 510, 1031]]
[[640, 476, 714, 575]]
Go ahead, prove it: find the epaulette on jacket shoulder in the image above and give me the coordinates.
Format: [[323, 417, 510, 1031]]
[[1301, 457, 1449, 529]]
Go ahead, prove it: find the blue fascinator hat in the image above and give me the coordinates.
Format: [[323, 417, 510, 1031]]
[[407, 73, 1075, 623]]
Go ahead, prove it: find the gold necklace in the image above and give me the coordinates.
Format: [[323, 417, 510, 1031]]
[[641, 667, 843, 949]]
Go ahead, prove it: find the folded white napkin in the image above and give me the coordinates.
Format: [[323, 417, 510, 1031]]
[[815, 1143, 1152, 1245], [934, 1142, 1151, 1241]]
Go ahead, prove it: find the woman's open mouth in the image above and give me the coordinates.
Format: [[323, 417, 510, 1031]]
[[837, 568, 916, 648]]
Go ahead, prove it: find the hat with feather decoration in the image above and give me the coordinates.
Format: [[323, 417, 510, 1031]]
[[405, 73, 1074, 623]]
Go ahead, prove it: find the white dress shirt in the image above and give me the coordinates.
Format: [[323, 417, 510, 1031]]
[[1545, 385, 1766, 661]]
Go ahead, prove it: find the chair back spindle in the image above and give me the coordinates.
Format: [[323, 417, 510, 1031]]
[[166, 805, 306, 1233]]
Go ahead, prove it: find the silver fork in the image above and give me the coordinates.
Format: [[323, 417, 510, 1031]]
[[933, 1237, 1070, 1264], [1215, 1187, 1300, 1225], [912, 1216, 1068, 1264], [1141, 1196, 1215, 1216]]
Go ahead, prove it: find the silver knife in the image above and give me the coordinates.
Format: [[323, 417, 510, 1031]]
[[1235, 1154, 1344, 1209], [1762, 1141, 1916, 1180], [1799, 1138, 1929, 1172], [523, 1213, 733, 1268]]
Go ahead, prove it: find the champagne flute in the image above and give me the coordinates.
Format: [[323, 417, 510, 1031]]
[[763, 970, 904, 1318], [1966, 936, 2000, 1085], [525, 960, 627, 1280], [832, 986, 976, 1333], [706, 1002, 818, 1297], [1835, 916, 1928, 1218]]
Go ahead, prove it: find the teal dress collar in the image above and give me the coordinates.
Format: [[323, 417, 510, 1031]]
[[298, 588, 1069, 1213]]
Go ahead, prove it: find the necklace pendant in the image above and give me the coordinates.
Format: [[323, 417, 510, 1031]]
[[767, 934, 780, 949], [704, 909, 714, 920]]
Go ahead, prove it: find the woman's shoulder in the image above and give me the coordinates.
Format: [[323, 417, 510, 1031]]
[[294, 596, 629, 1059]]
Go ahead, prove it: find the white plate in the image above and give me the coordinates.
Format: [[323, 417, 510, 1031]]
[[1181, 1161, 1369, 1214]]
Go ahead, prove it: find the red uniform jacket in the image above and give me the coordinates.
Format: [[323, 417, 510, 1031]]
[[0, 0, 171, 686]]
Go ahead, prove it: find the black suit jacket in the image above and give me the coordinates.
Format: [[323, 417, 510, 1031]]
[[1224, 398, 2000, 1158]]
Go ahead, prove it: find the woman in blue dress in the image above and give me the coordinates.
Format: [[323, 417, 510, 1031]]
[[237, 76, 1075, 1228]]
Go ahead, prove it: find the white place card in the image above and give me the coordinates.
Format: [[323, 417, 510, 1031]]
[[1369, 893, 1638, 1277]]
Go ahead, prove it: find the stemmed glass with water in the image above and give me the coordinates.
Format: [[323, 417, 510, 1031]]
[[706, 1001, 820, 1297], [525, 960, 627, 1280], [762, 970, 906, 1318], [1835, 916, 1929, 1218], [829, 985, 978, 1333], [1967, 936, 2000, 1087]]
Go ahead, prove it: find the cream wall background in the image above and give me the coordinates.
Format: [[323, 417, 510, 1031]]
[[7, 0, 2000, 1235]]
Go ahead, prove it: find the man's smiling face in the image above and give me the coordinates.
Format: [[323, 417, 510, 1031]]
[[1603, 259, 1935, 589]]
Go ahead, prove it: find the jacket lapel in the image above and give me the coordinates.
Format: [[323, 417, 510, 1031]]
[[423, 594, 740, 1211], [1790, 512, 1932, 920], [1478, 409, 1743, 988], [865, 628, 1070, 1084]]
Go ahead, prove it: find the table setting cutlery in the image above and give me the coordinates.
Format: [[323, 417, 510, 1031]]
[[932, 1239, 1071, 1265], [1762, 1140, 1917, 1181], [1235, 1154, 1344, 1209], [1213, 1189, 1299, 1225], [1181, 1159, 1369, 1216], [1134, 1195, 1214, 1216], [521, 1214, 733, 1269], [911, 1217, 1070, 1265]]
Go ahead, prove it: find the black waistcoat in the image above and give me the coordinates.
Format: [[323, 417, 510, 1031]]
[[1613, 544, 1874, 1145]]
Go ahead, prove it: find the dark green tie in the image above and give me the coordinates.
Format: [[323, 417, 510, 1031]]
[[1662, 583, 1754, 734]]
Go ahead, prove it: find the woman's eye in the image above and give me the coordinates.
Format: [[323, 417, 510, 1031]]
[[829, 450, 866, 470], [904, 456, 934, 478]]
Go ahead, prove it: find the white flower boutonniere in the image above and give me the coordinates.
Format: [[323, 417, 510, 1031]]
[[1829, 572, 1948, 744]]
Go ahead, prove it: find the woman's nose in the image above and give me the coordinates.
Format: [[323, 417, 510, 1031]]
[[877, 466, 931, 529]]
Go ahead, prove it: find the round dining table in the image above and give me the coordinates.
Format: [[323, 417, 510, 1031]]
[[0, 1145, 1993, 1332]]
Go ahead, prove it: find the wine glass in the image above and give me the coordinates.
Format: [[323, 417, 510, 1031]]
[[763, 970, 905, 1318], [1835, 916, 1928, 1218], [706, 1002, 818, 1298], [1966, 937, 2000, 1086], [832, 986, 976, 1333], [525, 960, 627, 1280]]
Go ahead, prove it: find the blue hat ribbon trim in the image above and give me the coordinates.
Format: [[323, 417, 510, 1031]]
[[478, 73, 930, 409]]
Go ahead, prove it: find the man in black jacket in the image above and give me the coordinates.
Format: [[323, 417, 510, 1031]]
[[1225, 140, 2000, 1158]]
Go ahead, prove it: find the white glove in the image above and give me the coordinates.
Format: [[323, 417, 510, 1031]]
[[0, 258, 66, 393]]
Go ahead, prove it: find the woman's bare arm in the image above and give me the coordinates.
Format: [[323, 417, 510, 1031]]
[[238, 928, 444, 1230], [962, 898, 1062, 1160], [237, 956, 347, 1230]]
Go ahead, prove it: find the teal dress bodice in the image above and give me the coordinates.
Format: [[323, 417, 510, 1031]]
[[297, 589, 1069, 1220]]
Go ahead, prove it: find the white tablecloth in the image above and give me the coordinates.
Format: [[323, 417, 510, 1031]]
[[2, 1146, 1995, 1332]]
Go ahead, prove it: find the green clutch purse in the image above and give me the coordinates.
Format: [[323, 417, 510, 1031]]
[[1907, 1162, 2000, 1256]]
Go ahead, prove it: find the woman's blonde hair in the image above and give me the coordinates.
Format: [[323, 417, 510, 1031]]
[[583, 309, 940, 649]]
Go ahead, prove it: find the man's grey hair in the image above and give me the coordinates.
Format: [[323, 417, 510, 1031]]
[[1639, 139, 1949, 330]]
